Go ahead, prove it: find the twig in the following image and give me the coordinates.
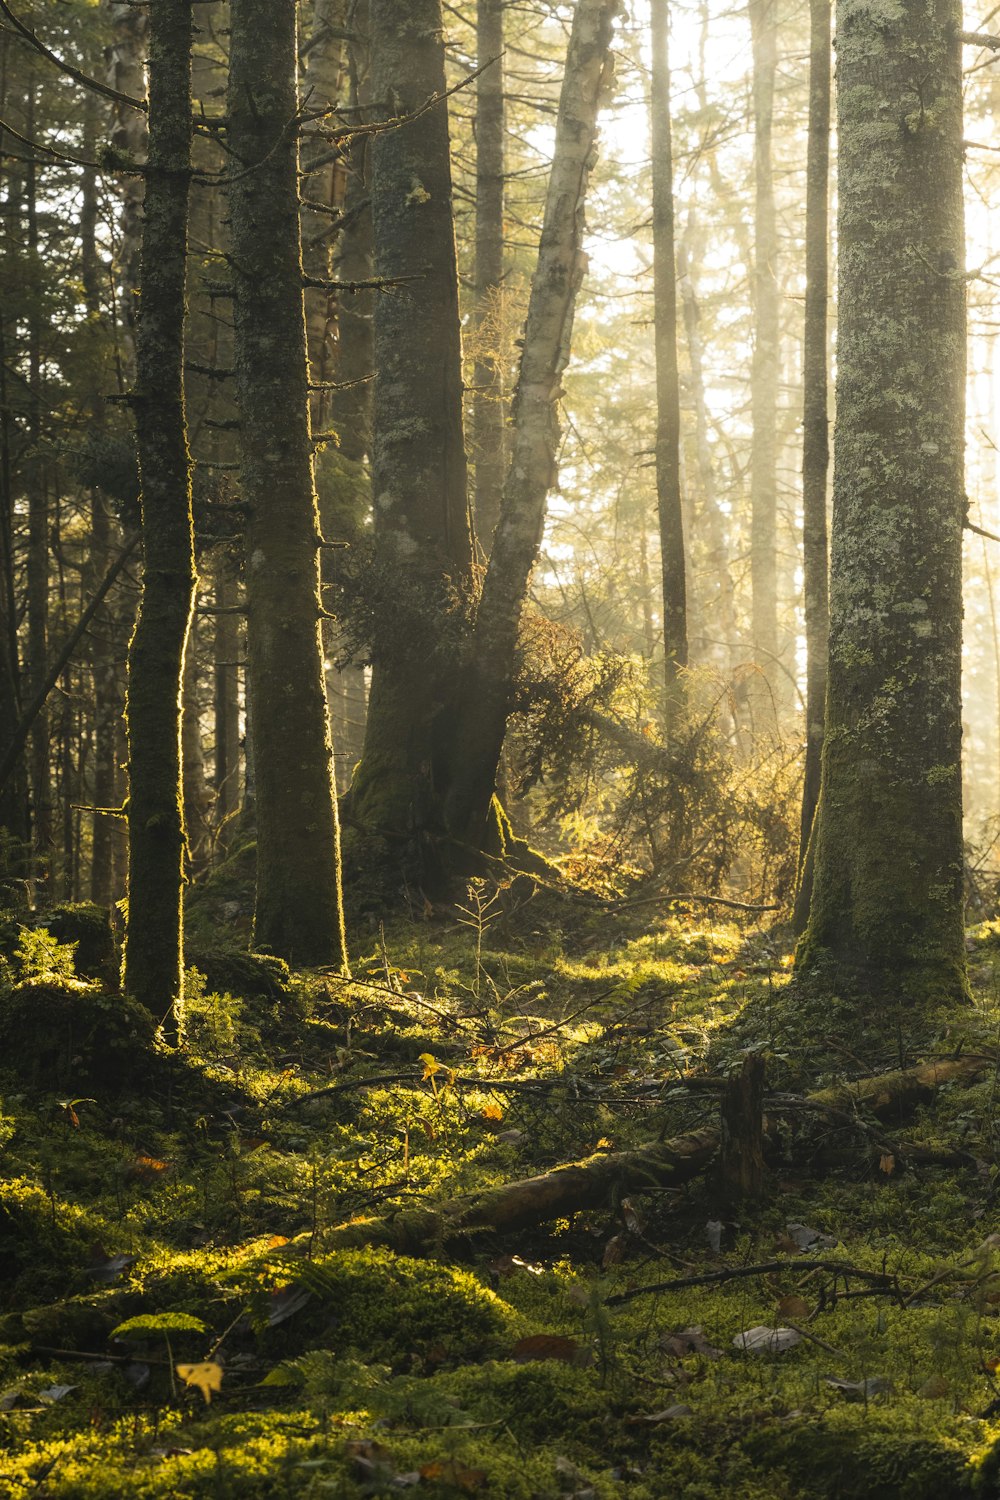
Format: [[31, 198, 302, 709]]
[[605, 1258, 899, 1306]]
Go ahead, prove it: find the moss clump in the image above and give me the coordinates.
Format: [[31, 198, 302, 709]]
[[186, 946, 292, 1001], [0, 979, 156, 1090], [745, 1415, 973, 1499], [262, 1248, 519, 1365], [44, 903, 118, 986], [0, 1179, 120, 1314]]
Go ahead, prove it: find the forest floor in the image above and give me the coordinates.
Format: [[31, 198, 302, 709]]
[[5, 871, 1000, 1497]]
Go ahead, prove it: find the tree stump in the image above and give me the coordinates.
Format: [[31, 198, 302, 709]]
[[719, 1053, 766, 1201]]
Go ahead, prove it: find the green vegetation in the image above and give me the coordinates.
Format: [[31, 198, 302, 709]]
[[3, 898, 1000, 1496]]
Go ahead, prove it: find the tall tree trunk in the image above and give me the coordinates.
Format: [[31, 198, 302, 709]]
[[123, 0, 197, 1037], [442, 0, 618, 851], [212, 555, 242, 841], [650, 0, 687, 736], [472, 0, 506, 553], [748, 0, 781, 728], [346, 0, 473, 883], [792, 0, 831, 932], [24, 79, 53, 886], [227, 0, 348, 970], [796, 0, 967, 1005], [106, 0, 148, 366], [301, 0, 349, 433], [324, 0, 372, 789]]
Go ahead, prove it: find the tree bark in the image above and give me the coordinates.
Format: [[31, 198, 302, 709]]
[[796, 0, 968, 1004], [748, 0, 781, 728], [227, 0, 348, 970], [345, 0, 473, 884], [650, 0, 687, 736], [123, 0, 196, 1039], [793, 0, 831, 933], [472, 0, 506, 552], [443, 0, 619, 851]]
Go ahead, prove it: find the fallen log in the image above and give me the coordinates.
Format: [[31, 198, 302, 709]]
[[319, 1053, 992, 1253]]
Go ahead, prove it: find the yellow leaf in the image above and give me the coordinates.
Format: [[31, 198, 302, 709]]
[[480, 1102, 504, 1121], [176, 1362, 223, 1404]]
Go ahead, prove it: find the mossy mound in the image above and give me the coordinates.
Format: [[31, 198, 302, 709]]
[[186, 946, 292, 1001], [744, 1414, 973, 1499], [43, 902, 118, 986], [0, 979, 156, 1090], [0, 1179, 118, 1313], [261, 1248, 520, 1366]]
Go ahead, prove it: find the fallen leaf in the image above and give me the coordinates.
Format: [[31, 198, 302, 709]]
[[602, 1233, 627, 1268], [879, 1153, 896, 1175], [38, 1385, 75, 1404], [776, 1294, 811, 1320], [706, 1219, 723, 1253], [659, 1326, 722, 1360], [512, 1333, 584, 1365], [419, 1460, 487, 1491], [621, 1197, 645, 1235], [87, 1249, 138, 1285], [733, 1325, 802, 1354], [176, 1361, 223, 1404], [125, 1155, 171, 1185], [0, 1388, 30, 1410], [785, 1221, 838, 1251], [480, 1102, 504, 1122], [626, 1404, 693, 1424], [823, 1375, 890, 1400], [267, 1284, 312, 1326]]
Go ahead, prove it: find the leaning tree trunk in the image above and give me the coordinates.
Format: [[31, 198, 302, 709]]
[[792, 0, 831, 932], [442, 0, 619, 851], [796, 0, 968, 1004], [472, 0, 507, 553], [345, 0, 474, 886], [227, 0, 348, 970], [123, 0, 196, 1039], [650, 0, 687, 737], [748, 0, 782, 729]]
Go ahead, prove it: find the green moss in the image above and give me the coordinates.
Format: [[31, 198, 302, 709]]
[[0, 980, 157, 1091]]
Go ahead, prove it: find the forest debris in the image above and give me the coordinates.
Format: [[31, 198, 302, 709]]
[[176, 1361, 223, 1403], [733, 1326, 802, 1354], [823, 1375, 891, 1400], [719, 1052, 765, 1200], [318, 1055, 988, 1255], [511, 1333, 586, 1365]]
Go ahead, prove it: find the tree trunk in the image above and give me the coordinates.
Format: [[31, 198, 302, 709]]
[[443, 0, 619, 851], [796, 0, 968, 1004], [472, 0, 506, 552], [227, 0, 348, 970], [123, 0, 196, 1038], [748, 0, 781, 729], [793, 0, 831, 933], [212, 555, 242, 842], [345, 0, 473, 885], [650, 0, 687, 736]]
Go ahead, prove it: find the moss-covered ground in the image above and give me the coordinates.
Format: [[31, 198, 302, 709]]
[[5, 892, 1000, 1495]]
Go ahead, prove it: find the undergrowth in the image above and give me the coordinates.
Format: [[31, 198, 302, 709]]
[[3, 896, 1000, 1495]]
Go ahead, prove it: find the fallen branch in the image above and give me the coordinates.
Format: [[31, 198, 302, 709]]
[[320, 1053, 990, 1253], [606, 1258, 899, 1306]]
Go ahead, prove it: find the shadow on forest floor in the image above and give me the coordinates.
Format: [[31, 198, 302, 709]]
[[4, 891, 1000, 1496]]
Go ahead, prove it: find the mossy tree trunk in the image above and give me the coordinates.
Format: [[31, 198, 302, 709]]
[[227, 0, 348, 970], [650, 0, 687, 737], [345, 0, 474, 887], [123, 0, 196, 1039], [793, 0, 831, 932], [796, 0, 968, 1004]]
